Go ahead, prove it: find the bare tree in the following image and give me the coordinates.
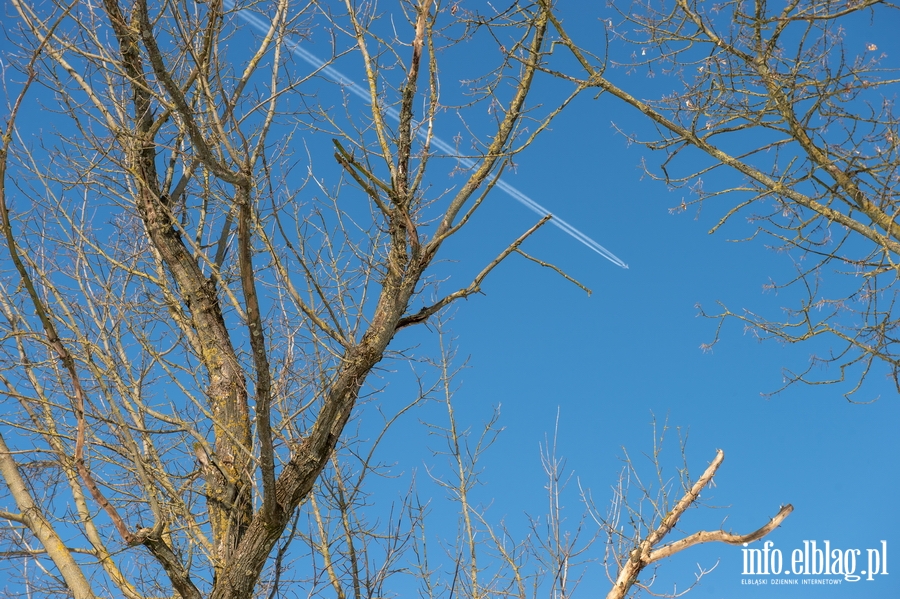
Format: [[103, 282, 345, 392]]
[[541, 0, 900, 396], [0, 1, 791, 597], [0, 0, 589, 597]]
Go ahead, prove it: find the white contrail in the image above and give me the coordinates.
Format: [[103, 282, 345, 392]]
[[227, 3, 629, 269]]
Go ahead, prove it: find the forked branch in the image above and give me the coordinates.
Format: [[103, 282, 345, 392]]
[[606, 450, 792, 599]]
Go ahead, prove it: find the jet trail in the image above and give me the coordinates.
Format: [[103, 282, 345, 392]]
[[227, 3, 628, 269]]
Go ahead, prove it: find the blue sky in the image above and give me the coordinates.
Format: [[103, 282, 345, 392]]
[[2, 1, 897, 597]]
